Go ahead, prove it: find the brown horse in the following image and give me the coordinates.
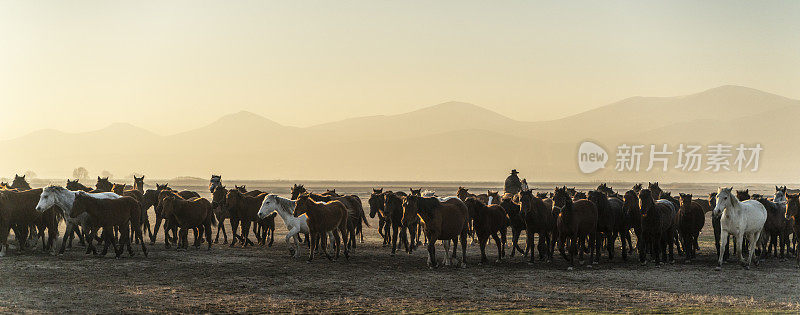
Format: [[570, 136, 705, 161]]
[[71, 193, 146, 258], [210, 186, 231, 244], [647, 182, 662, 201], [294, 194, 349, 261], [755, 196, 789, 259], [487, 190, 501, 205], [95, 177, 113, 192], [456, 187, 490, 204], [224, 190, 267, 248], [368, 188, 389, 246], [290, 184, 307, 200], [133, 175, 145, 193], [0, 188, 60, 255], [383, 192, 412, 255], [676, 193, 705, 262], [464, 197, 508, 263], [402, 195, 469, 268], [638, 189, 676, 265], [151, 190, 189, 246], [499, 195, 527, 257], [622, 190, 640, 256], [786, 193, 800, 267], [519, 190, 556, 263], [10, 174, 31, 190], [553, 186, 598, 269], [588, 190, 624, 262], [161, 196, 215, 250], [66, 179, 93, 192]]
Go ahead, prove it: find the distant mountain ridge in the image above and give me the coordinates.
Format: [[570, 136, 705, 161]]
[[3, 85, 798, 182]]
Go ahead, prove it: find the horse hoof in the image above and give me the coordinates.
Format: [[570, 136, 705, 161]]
[[744, 265, 750, 270], [592, 261, 599, 265], [586, 264, 593, 269], [567, 266, 574, 271], [715, 266, 722, 271]]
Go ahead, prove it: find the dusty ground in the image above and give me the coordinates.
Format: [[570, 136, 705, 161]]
[[1, 183, 799, 313]]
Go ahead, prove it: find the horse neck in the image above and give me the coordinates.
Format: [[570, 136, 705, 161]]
[[275, 197, 297, 220], [416, 198, 439, 221], [56, 189, 77, 213]]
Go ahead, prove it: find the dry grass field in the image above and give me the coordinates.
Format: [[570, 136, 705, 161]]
[[1, 182, 799, 313]]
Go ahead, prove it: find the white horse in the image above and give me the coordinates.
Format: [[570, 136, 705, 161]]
[[35, 186, 120, 255], [714, 187, 767, 270], [258, 194, 309, 258]]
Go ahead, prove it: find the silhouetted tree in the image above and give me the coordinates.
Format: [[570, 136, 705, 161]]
[[73, 167, 89, 181]]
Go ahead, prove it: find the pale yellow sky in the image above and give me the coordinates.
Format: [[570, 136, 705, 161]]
[[1, 1, 798, 140]]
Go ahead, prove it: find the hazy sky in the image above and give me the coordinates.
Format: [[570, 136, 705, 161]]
[[1, 1, 798, 140]]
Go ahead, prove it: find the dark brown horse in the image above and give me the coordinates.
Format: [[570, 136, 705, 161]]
[[755, 196, 789, 259], [95, 177, 113, 192], [499, 195, 527, 257], [151, 189, 184, 246], [588, 190, 625, 262], [518, 190, 554, 263], [786, 193, 800, 267], [553, 187, 597, 270], [210, 186, 231, 244], [464, 197, 508, 263], [402, 195, 469, 268], [294, 194, 349, 261], [676, 193, 705, 262], [647, 182, 662, 202], [10, 174, 31, 190], [66, 179, 93, 192], [622, 190, 640, 256], [133, 175, 145, 193], [0, 189, 60, 255], [290, 184, 307, 200], [368, 188, 389, 246], [71, 193, 146, 258], [383, 192, 413, 255], [638, 189, 675, 265], [225, 190, 267, 248], [161, 196, 215, 250]]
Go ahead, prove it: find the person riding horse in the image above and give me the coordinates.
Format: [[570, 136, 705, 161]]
[[504, 169, 522, 195]]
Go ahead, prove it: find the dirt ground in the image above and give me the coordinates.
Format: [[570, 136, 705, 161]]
[[1, 183, 799, 313]]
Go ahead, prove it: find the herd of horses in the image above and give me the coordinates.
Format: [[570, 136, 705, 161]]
[[1, 174, 799, 271]]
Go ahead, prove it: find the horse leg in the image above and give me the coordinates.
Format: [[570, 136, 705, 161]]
[[567, 236, 577, 270], [715, 230, 729, 270], [390, 224, 399, 256], [526, 229, 536, 264], [491, 233, 502, 263], [501, 228, 508, 259], [510, 228, 522, 257], [427, 239, 437, 268], [460, 232, 467, 268], [382, 220, 390, 246], [307, 232, 316, 262], [607, 232, 616, 261], [229, 219, 240, 247], [442, 239, 451, 266], [399, 226, 410, 254], [451, 237, 459, 265], [747, 231, 760, 269], [332, 230, 341, 261]]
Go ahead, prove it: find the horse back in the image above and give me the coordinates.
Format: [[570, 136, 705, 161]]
[[435, 198, 470, 239]]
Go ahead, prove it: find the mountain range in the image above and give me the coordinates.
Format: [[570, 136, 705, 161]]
[[2, 85, 798, 182]]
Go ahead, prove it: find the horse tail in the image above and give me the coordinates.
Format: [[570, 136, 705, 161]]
[[210, 209, 218, 226], [354, 197, 370, 228]]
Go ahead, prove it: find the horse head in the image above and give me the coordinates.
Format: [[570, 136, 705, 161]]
[[713, 187, 735, 216]]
